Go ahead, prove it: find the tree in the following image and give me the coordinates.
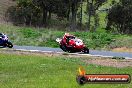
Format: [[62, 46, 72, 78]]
[[106, 0, 132, 34], [86, 0, 107, 31], [77, 0, 83, 28], [7, 0, 41, 26], [66, 0, 83, 30], [7, 0, 84, 28], [32, 0, 71, 26], [32, 0, 49, 27]]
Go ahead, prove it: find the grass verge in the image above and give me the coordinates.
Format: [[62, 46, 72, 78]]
[[0, 52, 132, 88]]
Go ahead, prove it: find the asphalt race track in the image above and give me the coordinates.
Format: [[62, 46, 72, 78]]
[[13, 45, 132, 59]]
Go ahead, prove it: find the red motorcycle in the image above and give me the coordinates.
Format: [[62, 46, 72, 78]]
[[56, 33, 89, 53]]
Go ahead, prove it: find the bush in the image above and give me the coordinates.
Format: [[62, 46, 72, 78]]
[[108, 37, 132, 49], [19, 28, 41, 38], [74, 32, 114, 49]]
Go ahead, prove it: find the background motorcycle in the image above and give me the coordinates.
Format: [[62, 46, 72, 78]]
[[0, 34, 13, 48], [56, 36, 89, 53]]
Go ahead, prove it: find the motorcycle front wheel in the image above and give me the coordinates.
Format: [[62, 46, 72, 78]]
[[83, 47, 89, 54], [60, 45, 67, 52], [6, 41, 13, 48]]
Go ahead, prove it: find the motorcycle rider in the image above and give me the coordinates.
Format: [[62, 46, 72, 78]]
[[0, 33, 13, 48], [63, 33, 75, 45], [0, 33, 5, 44]]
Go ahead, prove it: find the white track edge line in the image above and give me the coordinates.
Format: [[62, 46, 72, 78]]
[[13, 49, 132, 59]]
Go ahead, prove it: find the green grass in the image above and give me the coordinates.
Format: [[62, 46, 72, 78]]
[[0, 53, 132, 88], [0, 24, 132, 50]]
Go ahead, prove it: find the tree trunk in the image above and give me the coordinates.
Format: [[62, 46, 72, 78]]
[[48, 6, 52, 20], [67, 3, 71, 21], [71, 0, 77, 30], [42, 7, 48, 27], [86, 0, 92, 31], [79, 0, 83, 28], [94, 12, 99, 32]]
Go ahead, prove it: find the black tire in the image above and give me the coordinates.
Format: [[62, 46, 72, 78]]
[[7, 41, 13, 48], [83, 47, 89, 54], [67, 46, 75, 53], [60, 45, 67, 52], [67, 49, 75, 53]]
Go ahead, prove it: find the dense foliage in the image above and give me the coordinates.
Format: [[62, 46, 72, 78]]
[[7, 0, 83, 28], [6, 0, 132, 34], [106, 0, 132, 34], [7, 0, 107, 30]]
